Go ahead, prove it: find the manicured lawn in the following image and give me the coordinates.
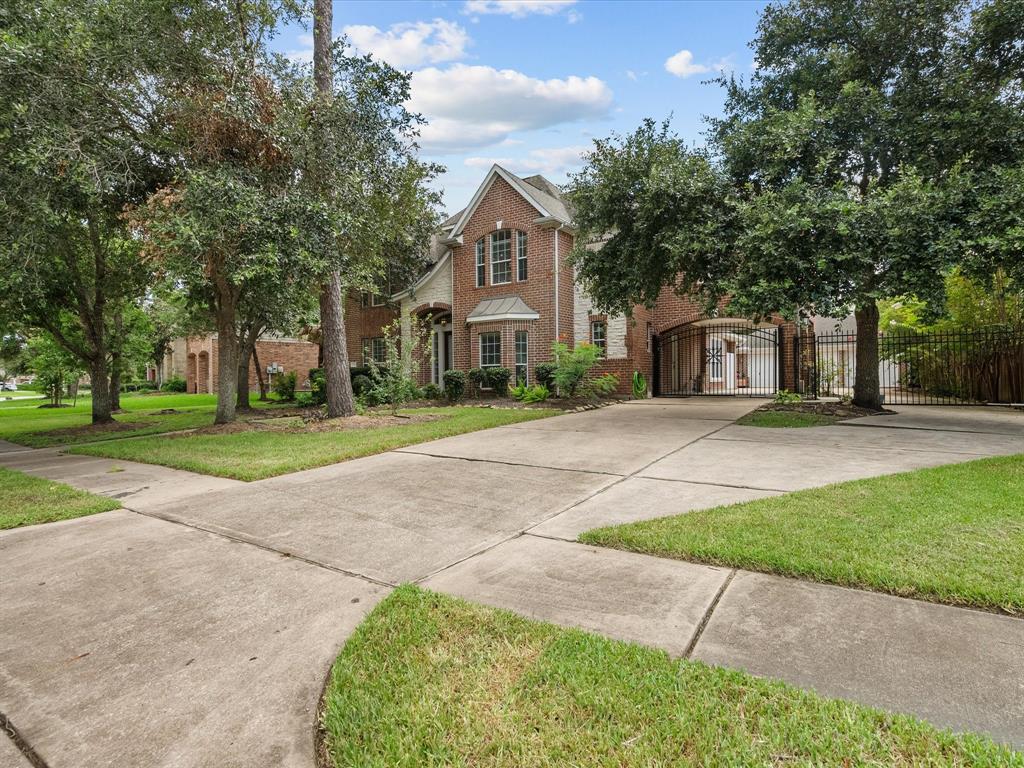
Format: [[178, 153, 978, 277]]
[[582, 454, 1024, 615], [736, 410, 838, 427], [69, 407, 558, 480], [0, 392, 280, 448], [321, 586, 1019, 767], [0, 466, 120, 529]]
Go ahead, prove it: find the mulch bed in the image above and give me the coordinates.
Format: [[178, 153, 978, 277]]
[[41, 420, 147, 439], [755, 401, 895, 420]]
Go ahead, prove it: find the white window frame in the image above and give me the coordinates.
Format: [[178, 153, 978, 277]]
[[479, 331, 501, 368], [707, 337, 724, 382], [514, 330, 528, 384], [371, 293, 386, 307], [591, 320, 607, 353], [475, 239, 485, 287], [490, 230, 511, 285], [364, 337, 387, 364], [516, 231, 528, 282]]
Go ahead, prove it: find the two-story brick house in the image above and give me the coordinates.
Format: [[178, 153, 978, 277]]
[[349, 164, 806, 397]]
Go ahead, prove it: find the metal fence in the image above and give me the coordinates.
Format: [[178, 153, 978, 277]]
[[654, 322, 780, 397], [809, 328, 1024, 405]]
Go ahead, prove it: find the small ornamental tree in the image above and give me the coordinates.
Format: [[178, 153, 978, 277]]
[[366, 318, 432, 415]]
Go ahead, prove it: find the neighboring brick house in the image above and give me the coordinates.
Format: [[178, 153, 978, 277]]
[[158, 335, 319, 394], [351, 164, 805, 397]]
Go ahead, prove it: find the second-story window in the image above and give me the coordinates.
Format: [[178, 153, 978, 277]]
[[475, 239, 485, 287], [516, 231, 527, 281], [490, 230, 511, 285]]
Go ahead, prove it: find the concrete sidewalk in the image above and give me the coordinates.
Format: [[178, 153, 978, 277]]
[[2, 399, 1022, 765]]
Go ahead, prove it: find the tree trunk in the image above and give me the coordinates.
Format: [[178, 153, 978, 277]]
[[236, 342, 253, 410], [214, 310, 239, 424], [313, 0, 356, 418], [109, 365, 121, 411], [319, 273, 355, 417], [253, 344, 269, 400], [853, 300, 882, 410], [90, 356, 114, 424]]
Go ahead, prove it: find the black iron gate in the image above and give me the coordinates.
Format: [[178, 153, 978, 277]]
[[654, 323, 781, 397], [810, 329, 1024, 405]]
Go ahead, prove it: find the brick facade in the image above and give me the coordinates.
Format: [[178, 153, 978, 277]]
[[171, 335, 319, 394], [339, 165, 806, 398]]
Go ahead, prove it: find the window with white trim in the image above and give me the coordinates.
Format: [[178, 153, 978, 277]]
[[516, 231, 527, 281], [591, 320, 607, 353], [490, 230, 511, 285], [515, 330, 528, 384], [363, 337, 386, 364], [475, 239, 485, 287], [371, 293, 386, 307], [479, 332, 501, 367]]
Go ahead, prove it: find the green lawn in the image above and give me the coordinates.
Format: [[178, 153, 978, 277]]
[[69, 407, 558, 480], [321, 586, 1020, 768], [736, 410, 839, 427], [0, 392, 281, 447], [582, 454, 1024, 614], [0, 466, 120, 529]]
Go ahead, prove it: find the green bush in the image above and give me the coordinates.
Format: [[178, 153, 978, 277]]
[[522, 383, 550, 403], [273, 371, 297, 401], [632, 371, 647, 399], [510, 379, 528, 400], [534, 362, 557, 389], [774, 389, 803, 404], [308, 369, 327, 405], [295, 391, 314, 407], [422, 383, 442, 400], [467, 368, 487, 396], [485, 366, 511, 396], [443, 370, 466, 401], [161, 376, 187, 393], [551, 341, 602, 397], [352, 374, 372, 396], [582, 372, 619, 398]]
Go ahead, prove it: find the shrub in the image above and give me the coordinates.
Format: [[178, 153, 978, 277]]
[[774, 389, 802, 404], [352, 374, 372, 396], [467, 367, 487, 396], [295, 391, 314, 407], [273, 371, 297, 401], [443, 370, 466, 401], [308, 369, 327, 405], [522, 383, 550, 403], [534, 362, 557, 389], [422, 383, 442, 400], [510, 379, 529, 400], [485, 366, 511, 396], [551, 341, 602, 397], [366, 319, 429, 415], [161, 376, 187, 393], [582, 372, 619, 398], [632, 371, 647, 399]]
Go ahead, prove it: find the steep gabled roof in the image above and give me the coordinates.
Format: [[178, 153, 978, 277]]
[[446, 165, 572, 241]]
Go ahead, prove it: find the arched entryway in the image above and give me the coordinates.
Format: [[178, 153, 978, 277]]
[[654, 319, 779, 397]]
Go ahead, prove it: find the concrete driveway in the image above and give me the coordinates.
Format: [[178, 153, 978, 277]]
[[1, 399, 1022, 765]]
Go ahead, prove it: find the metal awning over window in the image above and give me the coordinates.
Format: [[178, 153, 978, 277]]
[[466, 296, 540, 323]]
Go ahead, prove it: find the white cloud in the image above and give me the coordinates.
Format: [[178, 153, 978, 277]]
[[464, 145, 589, 177], [284, 34, 314, 64], [664, 49, 710, 79], [343, 19, 470, 69], [463, 0, 578, 18], [409, 64, 612, 151]]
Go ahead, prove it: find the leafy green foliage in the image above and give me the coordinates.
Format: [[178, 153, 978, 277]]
[[773, 390, 803, 404], [442, 370, 466, 402], [366, 319, 430, 415], [161, 376, 187, 393], [534, 362, 558, 390], [484, 367, 511, 396], [273, 371, 297, 402], [550, 342, 603, 398], [467, 368, 487, 397], [421, 383, 442, 400], [581, 372, 619, 399], [351, 375, 372, 397], [24, 336, 84, 407], [521, 384, 550, 404]]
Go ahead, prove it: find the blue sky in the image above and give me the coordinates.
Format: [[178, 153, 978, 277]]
[[272, 0, 768, 214]]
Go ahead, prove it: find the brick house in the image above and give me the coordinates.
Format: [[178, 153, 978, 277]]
[[350, 164, 805, 396], [158, 335, 319, 395]]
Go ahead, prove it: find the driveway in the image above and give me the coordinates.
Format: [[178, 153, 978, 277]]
[[1, 399, 1022, 765]]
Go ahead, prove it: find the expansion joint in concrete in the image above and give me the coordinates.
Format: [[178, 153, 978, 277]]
[[1, 712, 50, 768], [684, 568, 737, 659]]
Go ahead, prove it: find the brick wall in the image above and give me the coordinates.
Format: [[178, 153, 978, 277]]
[[343, 291, 400, 367], [452, 176, 570, 376]]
